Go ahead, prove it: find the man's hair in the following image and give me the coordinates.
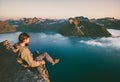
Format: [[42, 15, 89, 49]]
[[18, 32, 29, 43]]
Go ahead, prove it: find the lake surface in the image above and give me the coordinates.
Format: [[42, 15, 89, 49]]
[[0, 29, 120, 82]]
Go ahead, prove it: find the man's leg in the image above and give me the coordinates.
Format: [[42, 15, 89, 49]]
[[36, 52, 59, 65]]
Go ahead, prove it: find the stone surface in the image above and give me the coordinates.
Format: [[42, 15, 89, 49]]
[[0, 41, 46, 82]]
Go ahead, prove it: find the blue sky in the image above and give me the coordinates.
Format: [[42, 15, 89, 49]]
[[0, 0, 120, 19]]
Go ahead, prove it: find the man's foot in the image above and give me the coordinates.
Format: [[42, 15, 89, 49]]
[[52, 59, 60, 65]]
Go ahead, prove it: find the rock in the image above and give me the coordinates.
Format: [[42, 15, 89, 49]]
[[0, 41, 46, 82]]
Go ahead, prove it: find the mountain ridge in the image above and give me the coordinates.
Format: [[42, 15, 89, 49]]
[[0, 21, 16, 33], [0, 16, 116, 37]]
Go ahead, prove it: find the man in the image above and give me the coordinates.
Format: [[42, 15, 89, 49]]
[[14, 32, 59, 82]]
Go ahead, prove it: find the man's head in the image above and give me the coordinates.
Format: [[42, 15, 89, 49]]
[[18, 32, 30, 46]]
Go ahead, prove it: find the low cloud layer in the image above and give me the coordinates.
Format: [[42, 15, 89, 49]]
[[80, 29, 120, 49]]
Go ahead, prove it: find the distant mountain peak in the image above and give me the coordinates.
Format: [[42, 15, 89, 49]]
[[0, 21, 16, 33]]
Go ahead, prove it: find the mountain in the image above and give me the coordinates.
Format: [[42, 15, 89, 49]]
[[16, 17, 66, 32], [90, 17, 120, 29], [4, 16, 111, 37], [0, 21, 16, 33], [59, 17, 111, 37]]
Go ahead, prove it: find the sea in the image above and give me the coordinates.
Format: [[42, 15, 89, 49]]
[[0, 29, 120, 82]]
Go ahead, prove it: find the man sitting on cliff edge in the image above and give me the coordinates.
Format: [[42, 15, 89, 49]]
[[13, 32, 59, 82]]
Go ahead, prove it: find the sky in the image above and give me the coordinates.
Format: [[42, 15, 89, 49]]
[[0, 0, 120, 20]]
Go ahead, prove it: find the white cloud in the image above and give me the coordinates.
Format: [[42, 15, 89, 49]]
[[80, 36, 120, 50], [0, 32, 21, 44], [80, 29, 120, 49], [80, 40, 103, 47], [108, 29, 120, 37]]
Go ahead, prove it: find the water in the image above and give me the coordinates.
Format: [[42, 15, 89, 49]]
[[0, 29, 120, 82]]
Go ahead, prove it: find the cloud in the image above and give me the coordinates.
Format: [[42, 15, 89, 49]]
[[80, 37, 120, 50], [0, 29, 120, 51], [79, 29, 120, 50], [30, 32, 67, 40], [0, 32, 21, 44], [108, 29, 120, 37], [80, 40, 103, 47]]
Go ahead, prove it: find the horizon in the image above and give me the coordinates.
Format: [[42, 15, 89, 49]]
[[0, 16, 120, 21], [0, 0, 120, 20]]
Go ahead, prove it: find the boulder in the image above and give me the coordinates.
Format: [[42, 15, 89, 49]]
[[0, 41, 46, 82]]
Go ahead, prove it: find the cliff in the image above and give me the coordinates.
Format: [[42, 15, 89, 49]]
[[0, 21, 16, 33], [0, 41, 46, 82]]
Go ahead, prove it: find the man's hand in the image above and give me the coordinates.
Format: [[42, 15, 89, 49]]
[[41, 60, 45, 64]]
